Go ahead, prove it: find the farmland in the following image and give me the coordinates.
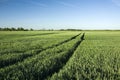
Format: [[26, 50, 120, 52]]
[[0, 31, 120, 80]]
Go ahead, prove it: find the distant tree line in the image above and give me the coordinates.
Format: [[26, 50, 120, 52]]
[[0, 27, 33, 31], [59, 29, 82, 31]]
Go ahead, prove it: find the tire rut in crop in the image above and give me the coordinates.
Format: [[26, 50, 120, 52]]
[[0, 33, 81, 68], [26, 32, 57, 36], [39, 33, 85, 80], [0, 32, 58, 55]]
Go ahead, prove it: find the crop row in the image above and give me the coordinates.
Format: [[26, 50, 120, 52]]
[[0, 31, 58, 41], [0, 32, 59, 54], [0, 33, 83, 80], [0, 32, 80, 55], [0, 32, 80, 68], [49, 32, 120, 80]]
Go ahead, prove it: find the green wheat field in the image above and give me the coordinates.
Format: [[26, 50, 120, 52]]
[[0, 31, 120, 80]]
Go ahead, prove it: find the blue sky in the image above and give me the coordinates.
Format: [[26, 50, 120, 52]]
[[0, 0, 120, 29]]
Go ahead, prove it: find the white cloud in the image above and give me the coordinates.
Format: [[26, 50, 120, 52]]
[[56, 1, 79, 8], [112, 0, 120, 6], [29, 1, 47, 7], [22, 0, 47, 8]]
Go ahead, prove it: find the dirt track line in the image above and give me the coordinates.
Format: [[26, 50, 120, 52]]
[[39, 33, 85, 80], [0, 32, 58, 55], [0, 33, 81, 68]]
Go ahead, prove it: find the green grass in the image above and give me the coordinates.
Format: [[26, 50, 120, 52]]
[[0, 31, 120, 80], [49, 31, 120, 80]]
